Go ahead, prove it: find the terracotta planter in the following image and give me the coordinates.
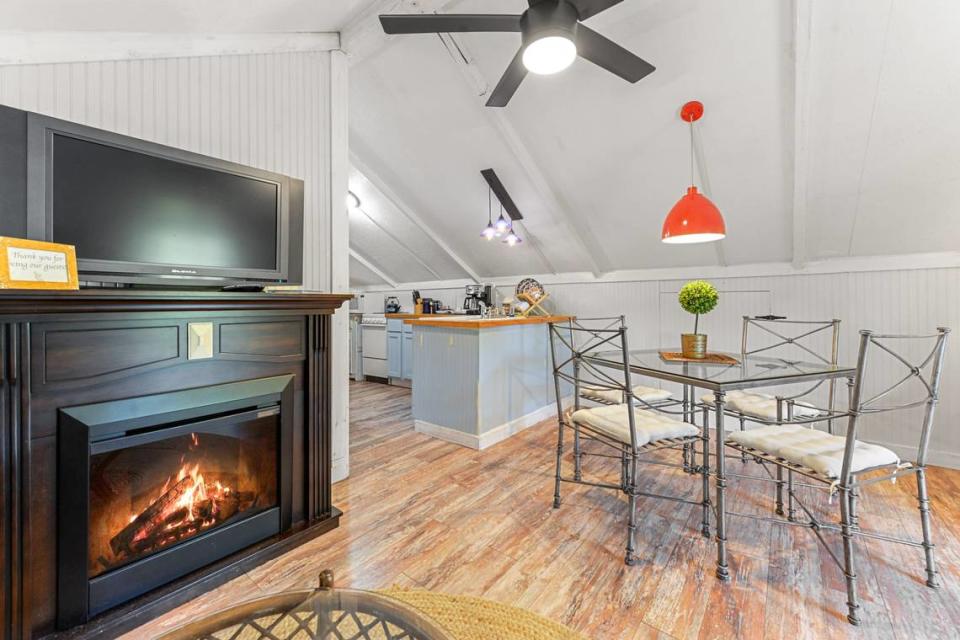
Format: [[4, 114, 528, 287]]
[[681, 333, 707, 359]]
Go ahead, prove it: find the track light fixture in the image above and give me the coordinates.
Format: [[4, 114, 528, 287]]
[[481, 187, 497, 240]]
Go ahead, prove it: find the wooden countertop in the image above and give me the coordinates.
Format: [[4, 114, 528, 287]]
[[384, 312, 467, 319], [403, 315, 572, 329]]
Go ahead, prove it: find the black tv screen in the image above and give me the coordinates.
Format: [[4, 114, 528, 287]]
[[51, 134, 279, 273]]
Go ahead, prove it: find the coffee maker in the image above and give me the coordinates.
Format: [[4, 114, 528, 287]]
[[463, 284, 492, 315]]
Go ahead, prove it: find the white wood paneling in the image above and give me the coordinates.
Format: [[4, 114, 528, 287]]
[[0, 32, 339, 66], [0, 50, 352, 477], [657, 287, 771, 350], [4, 0, 372, 33], [328, 49, 351, 483], [358, 266, 960, 467]]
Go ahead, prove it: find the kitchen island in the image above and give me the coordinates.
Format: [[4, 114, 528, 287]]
[[403, 315, 572, 449]]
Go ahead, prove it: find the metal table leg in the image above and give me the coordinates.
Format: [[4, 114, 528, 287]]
[[682, 384, 692, 473], [701, 404, 711, 538], [714, 390, 730, 581]]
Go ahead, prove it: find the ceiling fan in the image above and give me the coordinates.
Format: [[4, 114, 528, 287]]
[[379, 0, 655, 107]]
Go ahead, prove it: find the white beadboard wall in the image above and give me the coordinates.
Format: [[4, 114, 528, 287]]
[[358, 266, 960, 468], [0, 51, 353, 479]]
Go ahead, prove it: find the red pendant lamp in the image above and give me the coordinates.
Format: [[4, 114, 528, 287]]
[[661, 101, 726, 244]]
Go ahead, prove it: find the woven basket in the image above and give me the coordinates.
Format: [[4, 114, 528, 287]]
[[376, 590, 585, 640]]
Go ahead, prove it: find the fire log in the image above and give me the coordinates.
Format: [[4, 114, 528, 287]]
[[130, 520, 203, 554], [110, 476, 193, 556]]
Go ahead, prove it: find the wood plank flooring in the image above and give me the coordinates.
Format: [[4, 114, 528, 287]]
[[126, 381, 960, 639]]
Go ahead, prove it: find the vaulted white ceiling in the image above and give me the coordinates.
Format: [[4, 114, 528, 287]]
[[346, 0, 960, 287], [9, 0, 956, 289], [3, 0, 371, 32]]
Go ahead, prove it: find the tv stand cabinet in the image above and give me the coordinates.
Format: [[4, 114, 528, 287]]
[[0, 290, 351, 639]]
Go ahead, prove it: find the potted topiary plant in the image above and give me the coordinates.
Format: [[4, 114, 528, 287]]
[[678, 280, 719, 359]]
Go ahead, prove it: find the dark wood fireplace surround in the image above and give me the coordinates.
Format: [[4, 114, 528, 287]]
[[0, 290, 351, 639]]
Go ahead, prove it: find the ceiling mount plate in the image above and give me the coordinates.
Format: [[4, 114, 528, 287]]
[[680, 100, 704, 122], [481, 168, 523, 220]]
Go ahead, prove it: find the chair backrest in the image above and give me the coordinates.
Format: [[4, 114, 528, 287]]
[[742, 316, 842, 419], [741, 316, 841, 365], [843, 327, 950, 477], [548, 317, 641, 450]]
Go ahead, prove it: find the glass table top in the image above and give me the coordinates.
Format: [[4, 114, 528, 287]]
[[159, 586, 453, 639], [584, 348, 856, 391]]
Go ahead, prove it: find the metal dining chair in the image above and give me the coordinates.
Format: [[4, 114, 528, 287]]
[[701, 317, 843, 518], [548, 317, 704, 565], [724, 327, 950, 625], [702, 317, 841, 427]]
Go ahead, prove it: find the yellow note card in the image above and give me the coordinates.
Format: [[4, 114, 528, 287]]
[[0, 237, 79, 290]]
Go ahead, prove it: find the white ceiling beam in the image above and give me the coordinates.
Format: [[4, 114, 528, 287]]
[[340, 0, 456, 64], [0, 31, 340, 66], [351, 205, 443, 280], [349, 247, 399, 288], [791, 0, 813, 268], [691, 126, 727, 267], [438, 32, 607, 277], [350, 152, 483, 284]]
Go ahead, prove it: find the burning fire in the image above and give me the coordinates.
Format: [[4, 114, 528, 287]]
[[119, 434, 244, 556], [97, 432, 261, 576]]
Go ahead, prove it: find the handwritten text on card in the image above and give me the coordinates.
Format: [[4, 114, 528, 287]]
[[7, 247, 69, 283]]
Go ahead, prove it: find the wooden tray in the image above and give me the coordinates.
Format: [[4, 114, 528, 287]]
[[659, 351, 740, 365]]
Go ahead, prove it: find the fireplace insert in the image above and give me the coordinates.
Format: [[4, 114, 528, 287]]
[[57, 376, 294, 628]]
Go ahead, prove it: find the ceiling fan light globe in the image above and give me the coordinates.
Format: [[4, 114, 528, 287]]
[[522, 36, 577, 75]]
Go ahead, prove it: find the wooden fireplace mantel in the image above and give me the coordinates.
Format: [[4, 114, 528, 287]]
[[0, 289, 353, 317], [0, 290, 352, 640]]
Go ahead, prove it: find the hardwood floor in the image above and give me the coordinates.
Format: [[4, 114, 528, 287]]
[[126, 380, 960, 639]]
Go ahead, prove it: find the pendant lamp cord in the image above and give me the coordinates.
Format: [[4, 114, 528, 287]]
[[488, 186, 492, 224], [689, 117, 695, 187]]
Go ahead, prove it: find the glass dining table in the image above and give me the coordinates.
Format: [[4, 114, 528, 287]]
[[582, 348, 857, 581]]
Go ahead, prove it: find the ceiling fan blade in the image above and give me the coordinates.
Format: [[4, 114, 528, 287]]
[[380, 14, 522, 34], [575, 25, 655, 83], [568, 0, 624, 21], [485, 49, 528, 107]]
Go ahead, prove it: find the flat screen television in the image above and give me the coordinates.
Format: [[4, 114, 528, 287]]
[[24, 113, 303, 286]]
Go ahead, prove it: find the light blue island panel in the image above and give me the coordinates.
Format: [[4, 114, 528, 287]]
[[410, 319, 572, 449]]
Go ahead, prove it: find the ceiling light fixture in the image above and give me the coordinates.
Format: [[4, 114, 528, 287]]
[[346, 191, 361, 210], [481, 187, 497, 240], [661, 101, 726, 244], [521, 1, 579, 75], [503, 228, 523, 246], [523, 36, 577, 75], [494, 204, 511, 237], [498, 203, 522, 247]]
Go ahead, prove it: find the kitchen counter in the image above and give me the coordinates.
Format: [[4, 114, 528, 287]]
[[384, 312, 467, 319], [403, 315, 571, 329], [409, 315, 572, 450]]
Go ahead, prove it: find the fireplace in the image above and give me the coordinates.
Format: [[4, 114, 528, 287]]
[[56, 376, 295, 629]]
